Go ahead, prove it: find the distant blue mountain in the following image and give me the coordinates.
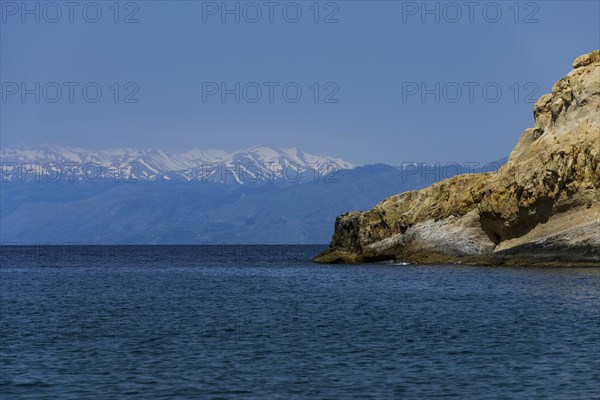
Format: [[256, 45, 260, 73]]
[[0, 145, 506, 244]]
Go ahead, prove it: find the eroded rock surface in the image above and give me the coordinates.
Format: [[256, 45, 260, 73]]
[[315, 51, 600, 266]]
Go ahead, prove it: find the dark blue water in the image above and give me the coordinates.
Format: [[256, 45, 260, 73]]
[[1, 246, 599, 399]]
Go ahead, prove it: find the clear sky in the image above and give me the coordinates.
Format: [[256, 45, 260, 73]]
[[1, 0, 599, 165]]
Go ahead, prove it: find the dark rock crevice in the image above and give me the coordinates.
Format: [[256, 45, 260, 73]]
[[478, 196, 554, 245]]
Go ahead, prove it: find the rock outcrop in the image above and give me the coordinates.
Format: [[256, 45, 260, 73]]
[[315, 51, 600, 266]]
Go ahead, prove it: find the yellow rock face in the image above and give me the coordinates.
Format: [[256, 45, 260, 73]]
[[316, 51, 600, 266]]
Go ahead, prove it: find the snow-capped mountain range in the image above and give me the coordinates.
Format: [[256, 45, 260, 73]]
[[0, 144, 354, 184]]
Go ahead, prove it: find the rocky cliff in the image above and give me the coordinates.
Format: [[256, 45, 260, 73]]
[[315, 51, 600, 266]]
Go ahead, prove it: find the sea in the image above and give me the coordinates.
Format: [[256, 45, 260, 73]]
[[1, 245, 599, 399]]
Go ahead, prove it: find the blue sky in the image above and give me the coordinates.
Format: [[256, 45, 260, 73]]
[[1, 0, 599, 165]]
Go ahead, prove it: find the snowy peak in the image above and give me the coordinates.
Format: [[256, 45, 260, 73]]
[[181, 148, 230, 163], [0, 144, 354, 184]]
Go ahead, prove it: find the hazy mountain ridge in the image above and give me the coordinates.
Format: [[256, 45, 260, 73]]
[[0, 143, 507, 244], [0, 159, 506, 244]]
